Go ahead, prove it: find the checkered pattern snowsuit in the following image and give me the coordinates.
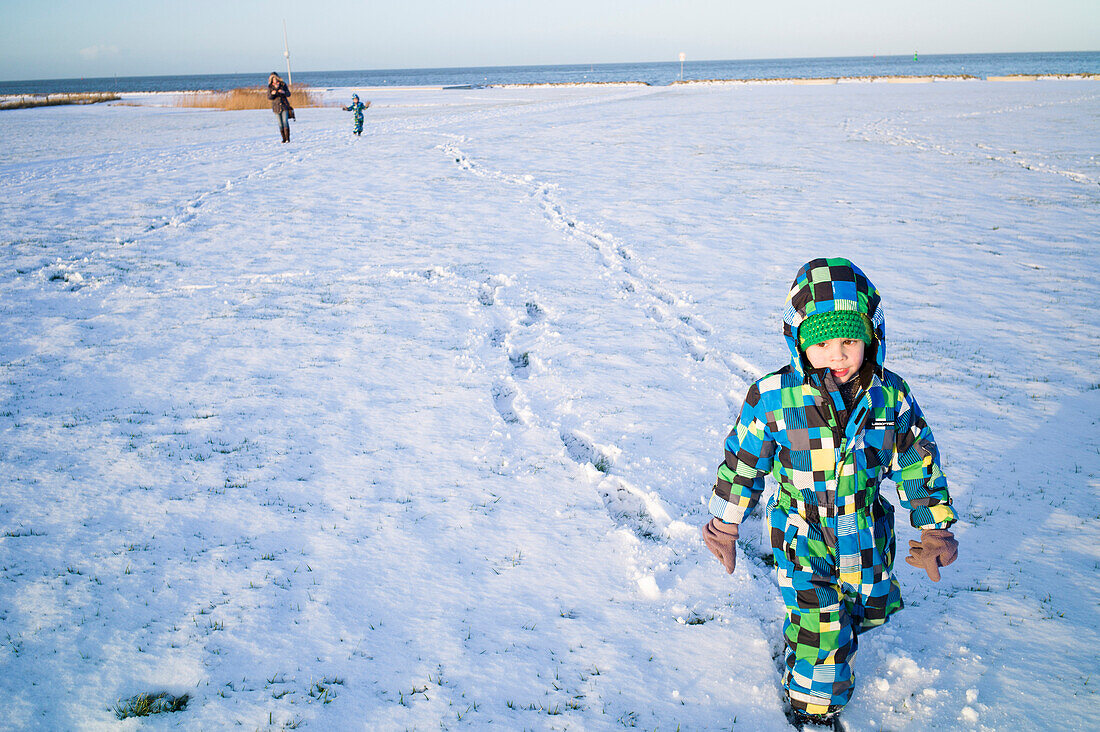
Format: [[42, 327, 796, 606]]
[[344, 101, 366, 134], [708, 258, 956, 715]]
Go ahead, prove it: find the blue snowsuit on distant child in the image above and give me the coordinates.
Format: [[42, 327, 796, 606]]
[[343, 95, 368, 135]]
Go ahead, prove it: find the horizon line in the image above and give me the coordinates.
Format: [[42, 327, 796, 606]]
[[3, 49, 1098, 85]]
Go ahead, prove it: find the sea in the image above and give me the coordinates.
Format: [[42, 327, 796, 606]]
[[1, 51, 1097, 95]]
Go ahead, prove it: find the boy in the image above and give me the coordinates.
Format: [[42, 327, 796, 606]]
[[342, 94, 369, 136], [702, 258, 958, 728]]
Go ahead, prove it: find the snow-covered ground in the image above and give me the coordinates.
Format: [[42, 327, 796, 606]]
[[1, 79, 1097, 731]]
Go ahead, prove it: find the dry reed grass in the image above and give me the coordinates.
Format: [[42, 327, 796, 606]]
[[0, 92, 119, 111], [175, 85, 324, 110]]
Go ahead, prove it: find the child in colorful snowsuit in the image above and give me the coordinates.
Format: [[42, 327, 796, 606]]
[[342, 94, 369, 136], [702, 258, 959, 726]]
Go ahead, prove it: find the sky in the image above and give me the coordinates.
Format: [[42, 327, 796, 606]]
[[1, 0, 1098, 81]]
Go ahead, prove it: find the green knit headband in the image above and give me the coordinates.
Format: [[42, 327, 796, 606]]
[[799, 310, 873, 349]]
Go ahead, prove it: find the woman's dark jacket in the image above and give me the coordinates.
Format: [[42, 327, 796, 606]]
[[268, 81, 291, 114]]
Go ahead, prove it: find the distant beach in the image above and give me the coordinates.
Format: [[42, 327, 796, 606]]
[[495, 72, 1098, 89], [0, 51, 1097, 95]]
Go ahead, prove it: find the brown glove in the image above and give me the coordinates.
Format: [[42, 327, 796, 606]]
[[702, 518, 739, 574], [905, 528, 958, 582]]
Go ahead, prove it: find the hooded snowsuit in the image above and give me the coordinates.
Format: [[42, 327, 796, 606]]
[[343, 99, 367, 134], [708, 258, 956, 715]]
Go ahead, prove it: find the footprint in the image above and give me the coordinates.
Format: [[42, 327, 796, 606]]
[[508, 349, 531, 378], [491, 380, 522, 424], [676, 333, 707, 362], [477, 274, 512, 307], [521, 301, 544, 326], [596, 475, 670, 542], [560, 429, 617, 473], [42, 263, 85, 290], [679, 314, 711, 336]]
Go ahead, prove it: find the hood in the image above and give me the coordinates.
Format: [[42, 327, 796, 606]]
[[782, 257, 886, 378]]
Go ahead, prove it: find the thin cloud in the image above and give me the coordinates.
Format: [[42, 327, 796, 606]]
[[78, 45, 120, 61]]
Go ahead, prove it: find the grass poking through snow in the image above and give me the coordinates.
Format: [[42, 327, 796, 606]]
[[112, 691, 190, 719], [0, 93, 119, 110]]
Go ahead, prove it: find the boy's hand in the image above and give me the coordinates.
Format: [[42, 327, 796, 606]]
[[702, 518, 739, 574], [905, 528, 958, 582]]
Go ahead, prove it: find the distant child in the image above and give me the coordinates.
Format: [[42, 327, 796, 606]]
[[342, 94, 370, 136], [702, 258, 958, 728]]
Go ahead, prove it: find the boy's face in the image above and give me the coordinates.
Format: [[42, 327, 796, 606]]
[[804, 338, 866, 384]]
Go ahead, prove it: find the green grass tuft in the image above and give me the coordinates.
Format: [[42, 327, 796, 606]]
[[113, 691, 190, 720]]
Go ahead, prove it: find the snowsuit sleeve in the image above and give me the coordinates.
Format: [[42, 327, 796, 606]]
[[708, 383, 776, 525], [887, 382, 956, 530]]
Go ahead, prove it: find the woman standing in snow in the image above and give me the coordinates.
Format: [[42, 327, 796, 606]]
[[267, 72, 293, 143]]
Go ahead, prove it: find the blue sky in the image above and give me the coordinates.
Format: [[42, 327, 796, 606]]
[[1, 0, 1097, 81]]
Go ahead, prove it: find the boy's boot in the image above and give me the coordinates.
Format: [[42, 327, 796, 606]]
[[787, 706, 845, 731]]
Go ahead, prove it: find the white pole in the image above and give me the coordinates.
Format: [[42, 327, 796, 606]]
[[283, 20, 293, 85], [679, 52, 685, 80]]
